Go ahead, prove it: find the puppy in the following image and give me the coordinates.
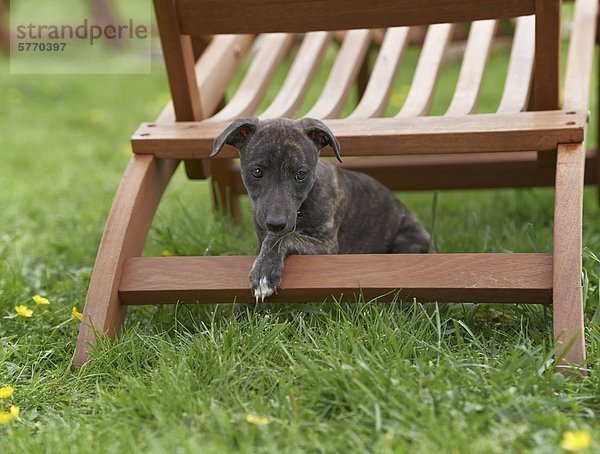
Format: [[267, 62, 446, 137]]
[[212, 117, 431, 302]]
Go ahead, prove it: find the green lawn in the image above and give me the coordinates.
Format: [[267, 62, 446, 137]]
[[1, 20, 600, 454]]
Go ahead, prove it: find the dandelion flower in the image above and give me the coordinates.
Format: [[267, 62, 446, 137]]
[[0, 386, 13, 399], [0, 406, 19, 424], [0, 411, 15, 424], [15, 305, 33, 318], [161, 249, 171, 257], [72, 307, 83, 321], [561, 430, 592, 452], [245, 414, 270, 425], [32, 295, 50, 305]]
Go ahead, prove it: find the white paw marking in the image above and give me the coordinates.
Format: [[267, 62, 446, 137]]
[[253, 276, 275, 302]]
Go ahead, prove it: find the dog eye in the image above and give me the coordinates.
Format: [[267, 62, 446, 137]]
[[295, 170, 307, 181], [251, 168, 263, 178]]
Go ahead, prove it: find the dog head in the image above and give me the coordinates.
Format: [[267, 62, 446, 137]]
[[212, 117, 341, 234]]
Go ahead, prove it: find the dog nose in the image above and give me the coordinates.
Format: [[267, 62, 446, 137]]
[[266, 220, 287, 232]]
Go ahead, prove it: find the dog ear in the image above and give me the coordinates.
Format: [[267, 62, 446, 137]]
[[297, 118, 342, 163], [211, 118, 258, 157]]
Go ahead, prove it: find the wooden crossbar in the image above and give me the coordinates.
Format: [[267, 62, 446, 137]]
[[132, 110, 584, 158], [176, 0, 535, 35], [119, 254, 553, 305]]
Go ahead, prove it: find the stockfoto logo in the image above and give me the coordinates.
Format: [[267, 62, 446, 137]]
[[10, 1, 152, 75], [16, 19, 148, 46]]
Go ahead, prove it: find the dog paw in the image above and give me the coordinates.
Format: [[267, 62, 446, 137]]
[[249, 257, 283, 302], [252, 276, 275, 303]]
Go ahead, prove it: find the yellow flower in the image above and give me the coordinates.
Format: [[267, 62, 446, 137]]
[[0, 386, 13, 399], [32, 295, 50, 305], [15, 305, 33, 318], [561, 430, 592, 452], [0, 405, 18, 425], [161, 249, 171, 257], [72, 307, 83, 321], [245, 414, 270, 425], [0, 411, 15, 424]]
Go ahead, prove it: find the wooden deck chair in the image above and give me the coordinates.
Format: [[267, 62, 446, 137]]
[[73, 0, 598, 370]]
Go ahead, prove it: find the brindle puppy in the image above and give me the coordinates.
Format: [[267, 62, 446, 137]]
[[212, 117, 431, 302]]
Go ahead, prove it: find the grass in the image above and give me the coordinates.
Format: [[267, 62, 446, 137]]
[[2, 12, 600, 454]]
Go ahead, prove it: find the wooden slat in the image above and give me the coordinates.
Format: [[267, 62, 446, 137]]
[[496, 15, 535, 113], [305, 29, 372, 119], [563, 0, 598, 111], [157, 34, 254, 123], [132, 110, 585, 158], [193, 34, 255, 118], [348, 27, 410, 119], [176, 0, 534, 35], [209, 33, 295, 122], [533, 0, 561, 166], [395, 24, 454, 118], [445, 20, 497, 116], [532, 0, 561, 112], [259, 32, 332, 119], [553, 143, 586, 365], [119, 253, 552, 305]]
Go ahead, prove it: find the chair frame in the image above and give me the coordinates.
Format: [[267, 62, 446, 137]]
[[74, 0, 598, 371]]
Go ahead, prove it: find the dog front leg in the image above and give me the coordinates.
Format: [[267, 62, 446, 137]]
[[249, 233, 337, 302]]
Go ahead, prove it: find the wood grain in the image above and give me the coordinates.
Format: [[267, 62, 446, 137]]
[[193, 34, 255, 119], [152, 0, 203, 121], [563, 0, 597, 111], [496, 15, 535, 114], [260, 32, 332, 118], [553, 143, 586, 366], [132, 110, 585, 158], [445, 20, 497, 116], [176, 0, 534, 34], [532, 0, 561, 112], [226, 152, 597, 195], [395, 24, 454, 118], [348, 27, 410, 119], [533, 0, 561, 166], [333, 151, 598, 191], [209, 33, 294, 121], [119, 254, 553, 305], [305, 29, 372, 119], [154, 35, 254, 121]]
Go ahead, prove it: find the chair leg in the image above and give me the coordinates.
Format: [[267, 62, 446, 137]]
[[210, 159, 241, 222], [72, 155, 179, 369], [553, 143, 586, 367]]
